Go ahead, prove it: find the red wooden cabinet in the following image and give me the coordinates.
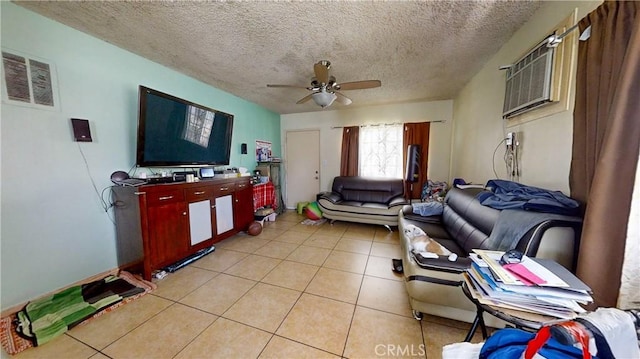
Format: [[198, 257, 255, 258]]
[[146, 200, 189, 268], [234, 180, 254, 231], [114, 177, 254, 280]]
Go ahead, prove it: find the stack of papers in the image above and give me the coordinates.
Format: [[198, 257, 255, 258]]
[[465, 250, 593, 319]]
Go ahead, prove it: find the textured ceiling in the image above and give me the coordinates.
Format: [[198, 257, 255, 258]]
[[16, 1, 542, 114]]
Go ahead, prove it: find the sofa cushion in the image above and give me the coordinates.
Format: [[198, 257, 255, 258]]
[[445, 187, 500, 236], [318, 199, 404, 217]]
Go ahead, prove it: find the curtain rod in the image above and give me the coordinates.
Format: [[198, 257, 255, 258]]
[[500, 22, 586, 71], [546, 22, 581, 47], [331, 120, 444, 129]]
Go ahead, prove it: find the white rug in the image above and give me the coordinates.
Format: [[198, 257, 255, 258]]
[[301, 218, 327, 226]]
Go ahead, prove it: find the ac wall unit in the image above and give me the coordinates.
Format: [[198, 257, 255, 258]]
[[502, 38, 555, 118]]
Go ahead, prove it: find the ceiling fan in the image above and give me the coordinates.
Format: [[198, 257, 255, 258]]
[[267, 60, 381, 108]]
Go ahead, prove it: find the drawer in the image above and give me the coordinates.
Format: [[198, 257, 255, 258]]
[[236, 180, 251, 191], [145, 189, 185, 206], [185, 186, 215, 201], [214, 182, 236, 196]]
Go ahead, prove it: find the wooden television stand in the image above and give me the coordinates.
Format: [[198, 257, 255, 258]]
[[112, 177, 253, 280]]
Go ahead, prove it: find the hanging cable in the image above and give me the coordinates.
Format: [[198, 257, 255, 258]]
[[492, 138, 507, 179], [78, 143, 108, 211]]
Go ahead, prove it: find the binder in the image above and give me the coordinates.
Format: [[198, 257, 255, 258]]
[[532, 258, 592, 294]]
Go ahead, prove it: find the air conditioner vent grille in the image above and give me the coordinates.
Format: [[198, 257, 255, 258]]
[[503, 41, 555, 118]]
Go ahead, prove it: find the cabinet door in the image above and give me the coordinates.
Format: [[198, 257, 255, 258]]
[[234, 182, 254, 231], [188, 200, 212, 246], [215, 195, 234, 234], [185, 187, 215, 247], [147, 201, 189, 267]]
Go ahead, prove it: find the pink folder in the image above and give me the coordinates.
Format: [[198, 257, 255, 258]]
[[504, 263, 547, 286]]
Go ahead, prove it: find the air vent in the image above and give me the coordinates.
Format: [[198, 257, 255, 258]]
[[502, 40, 555, 118]]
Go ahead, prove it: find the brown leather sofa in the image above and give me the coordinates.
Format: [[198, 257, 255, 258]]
[[317, 176, 408, 227], [399, 186, 582, 323]]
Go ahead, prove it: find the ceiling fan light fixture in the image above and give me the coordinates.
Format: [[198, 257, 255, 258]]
[[311, 91, 337, 108]]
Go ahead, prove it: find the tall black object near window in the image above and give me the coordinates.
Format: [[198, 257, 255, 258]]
[[405, 144, 420, 200], [405, 144, 420, 182]]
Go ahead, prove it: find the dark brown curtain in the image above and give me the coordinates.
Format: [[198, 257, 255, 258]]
[[569, 1, 640, 308], [340, 126, 359, 176], [403, 122, 430, 199]]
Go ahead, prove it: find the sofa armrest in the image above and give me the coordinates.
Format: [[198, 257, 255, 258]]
[[412, 253, 472, 274], [517, 219, 582, 271], [317, 191, 342, 204], [389, 196, 410, 207], [401, 205, 443, 225]]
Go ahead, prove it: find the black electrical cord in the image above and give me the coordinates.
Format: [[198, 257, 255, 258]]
[[78, 143, 107, 211], [492, 138, 507, 179], [77, 143, 116, 224]]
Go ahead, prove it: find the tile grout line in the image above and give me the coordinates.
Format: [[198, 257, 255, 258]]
[[340, 252, 371, 358]]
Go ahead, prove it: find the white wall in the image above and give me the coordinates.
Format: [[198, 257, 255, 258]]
[[281, 101, 453, 207], [1, 3, 280, 309], [451, 1, 602, 193]]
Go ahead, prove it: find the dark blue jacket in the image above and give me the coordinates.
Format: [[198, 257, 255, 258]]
[[477, 179, 580, 216]]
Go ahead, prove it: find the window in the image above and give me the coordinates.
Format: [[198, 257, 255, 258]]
[[358, 124, 403, 178], [507, 10, 578, 125], [181, 105, 214, 148]]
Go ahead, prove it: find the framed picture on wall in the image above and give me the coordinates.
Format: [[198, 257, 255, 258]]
[[1, 48, 60, 111], [256, 140, 272, 162]]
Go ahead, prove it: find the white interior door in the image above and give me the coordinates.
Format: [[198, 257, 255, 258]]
[[285, 130, 320, 208]]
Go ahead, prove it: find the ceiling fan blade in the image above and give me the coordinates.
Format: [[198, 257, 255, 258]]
[[296, 93, 314, 104], [314, 60, 330, 85], [337, 80, 381, 91], [267, 84, 309, 89], [334, 92, 353, 106]]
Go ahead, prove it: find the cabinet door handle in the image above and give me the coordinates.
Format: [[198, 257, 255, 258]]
[[211, 205, 216, 209], [238, 184, 245, 188], [134, 192, 146, 195], [193, 191, 206, 195], [220, 187, 229, 191], [182, 212, 187, 216], [158, 195, 173, 201]]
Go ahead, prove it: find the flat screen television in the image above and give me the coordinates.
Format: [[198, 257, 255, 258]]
[[136, 86, 234, 167]]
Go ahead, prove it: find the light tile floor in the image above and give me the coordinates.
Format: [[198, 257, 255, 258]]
[[10, 211, 487, 359]]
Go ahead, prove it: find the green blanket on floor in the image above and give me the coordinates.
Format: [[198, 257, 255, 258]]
[[15, 275, 143, 346]]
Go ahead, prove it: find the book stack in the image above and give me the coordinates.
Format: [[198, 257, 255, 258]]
[[464, 249, 593, 320]]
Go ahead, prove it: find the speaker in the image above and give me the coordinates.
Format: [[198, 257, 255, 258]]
[[241, 143, 247, 154], [71, 118, 92, 142], [405, 144, 420, 183], [110, 170, 130, 185]]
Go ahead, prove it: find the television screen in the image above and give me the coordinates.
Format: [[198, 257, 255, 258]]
[[136, 86, 234, 167]]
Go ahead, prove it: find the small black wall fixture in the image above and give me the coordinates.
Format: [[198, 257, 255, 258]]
[[241, 143, 247, 154], [71, 118, 92, 142]]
